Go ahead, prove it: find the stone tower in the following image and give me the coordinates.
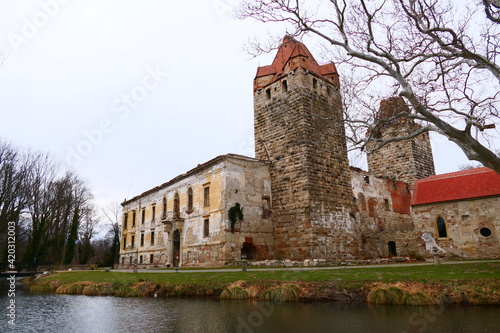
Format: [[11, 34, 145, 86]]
[[367, 97, 435, 184], [253, 36, 358, 260]]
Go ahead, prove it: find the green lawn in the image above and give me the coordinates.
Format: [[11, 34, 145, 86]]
[[38, 261, 500, 285]]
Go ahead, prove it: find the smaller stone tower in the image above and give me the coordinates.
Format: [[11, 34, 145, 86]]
[[367, 97, 435, 184]]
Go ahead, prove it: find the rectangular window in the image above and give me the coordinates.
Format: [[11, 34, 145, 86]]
[[204, 186, 210, 207], [139, 255, 143, 264], [384, 199, 391, 211], [140, 233, 144, 247], [132, 211, 136, 227], [131, 235, 135, 247], [150, 254, 154, 264], [152, 205, 156, 222], [151, 230, 155, 245], [141, 209, 146, 224], [123, 236, 127, 250], [204, 218, 209, 237], [123, 213, 128, 230]]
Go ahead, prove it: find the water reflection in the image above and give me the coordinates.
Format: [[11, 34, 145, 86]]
[[0, 280, 498, 333]]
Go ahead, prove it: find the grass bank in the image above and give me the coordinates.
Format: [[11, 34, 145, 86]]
[[27, 261, 500, 305]]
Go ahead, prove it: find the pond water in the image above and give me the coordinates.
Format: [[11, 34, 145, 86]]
[[0, 279, 498, 333]]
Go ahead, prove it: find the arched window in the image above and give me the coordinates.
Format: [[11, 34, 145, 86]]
[[436, 217, 448, 238], [174, 193, 180, 218], [187, 187, 193, 212]]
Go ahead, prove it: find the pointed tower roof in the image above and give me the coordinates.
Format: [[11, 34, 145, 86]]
[[254, 36, 339, 91]]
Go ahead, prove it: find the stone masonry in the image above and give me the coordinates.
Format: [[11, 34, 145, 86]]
[[367, 97, 435, 184], [254, 37, 358, 259]]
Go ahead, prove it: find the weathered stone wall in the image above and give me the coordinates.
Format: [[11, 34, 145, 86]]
[[254, 68, 358, 260], [351, 168, 421, 257], [412, 197, 500, 259], [119, 155, 273, 268], [367, 98, 435, 184]]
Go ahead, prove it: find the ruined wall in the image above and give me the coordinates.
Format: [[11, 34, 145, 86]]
[[222, 157, 274, 262], [412, 196, 500, 259], [119, 155, 273, 268], [351, 168, 420, 258], [367, 97, 435, 184], [254, 68, 358, 260]]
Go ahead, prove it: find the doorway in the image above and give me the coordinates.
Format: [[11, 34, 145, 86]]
[[388, 241, 397, 256], [173, 229, 181, 267]]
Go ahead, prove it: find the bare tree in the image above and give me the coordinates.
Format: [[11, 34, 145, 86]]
[[100, 202, 122, 267], [238, 0, 500, 174]]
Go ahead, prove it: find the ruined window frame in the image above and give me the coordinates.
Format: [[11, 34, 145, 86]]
[[123, 235, 127, 250], [140, 232, 145, 247], [151, 229, 155, 245], [203, 185, 210, 207], [131, 234, 135, 248], [123, 212, 128, 230], [174, 192, 180, 218], [141, 208, 146, 225], [162, 197, 167, 219], [187, 187, 194, 213], [203, 218, 209, 237], [151, 204, 156, 222], [132, 211, 136, 227], [262, 196, 272, 219]]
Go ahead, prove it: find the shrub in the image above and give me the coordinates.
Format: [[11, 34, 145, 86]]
[[259, 284, 303, 302], [220, 286, 249, 300]]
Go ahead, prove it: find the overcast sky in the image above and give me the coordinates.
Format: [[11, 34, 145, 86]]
[[0, 1, 487, 211]]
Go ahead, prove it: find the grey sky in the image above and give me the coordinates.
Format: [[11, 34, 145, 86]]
[[0, 0, 485, 210]]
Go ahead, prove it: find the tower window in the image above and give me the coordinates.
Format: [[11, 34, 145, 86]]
[[436, 217, 447, 238], [363, 175, 370, 184], [266, 88, 271, 100], [282, 80, 288, 92], [313, 78, 318, 89]]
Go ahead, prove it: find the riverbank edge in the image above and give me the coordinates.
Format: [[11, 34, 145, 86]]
[[25, 276, 500, 306]]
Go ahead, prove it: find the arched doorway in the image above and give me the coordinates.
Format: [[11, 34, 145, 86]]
[[173, 229, 181, 267], [388, 241, 397, 256], [241, 243, 257, 260]]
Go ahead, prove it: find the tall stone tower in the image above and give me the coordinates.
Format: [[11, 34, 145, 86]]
[[367, 97, 435, 184], [253, 36, 358, 260]]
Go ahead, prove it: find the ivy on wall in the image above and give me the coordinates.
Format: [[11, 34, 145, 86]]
[[228, 203, 244, 233]]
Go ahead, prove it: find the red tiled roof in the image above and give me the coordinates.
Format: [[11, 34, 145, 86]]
[[411, 167, 500, 205], [254, 36, 339, 90]]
